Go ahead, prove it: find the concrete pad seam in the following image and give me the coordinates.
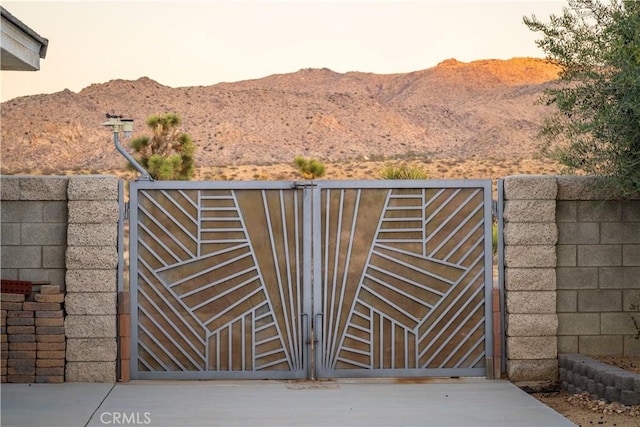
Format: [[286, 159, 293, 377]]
[[85, 382, 117, 427]]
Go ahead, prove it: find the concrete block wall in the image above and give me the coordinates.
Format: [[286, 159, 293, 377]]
[[555, 177, 640, 357], [0, 176, 120, 383], [1, 177, 68, 288], [3, 174, 637, 385], [503, 175, 640, 387], [503, 176, 559, 385]]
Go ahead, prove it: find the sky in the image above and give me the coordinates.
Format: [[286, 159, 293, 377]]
[[0, 0, 567, 102]]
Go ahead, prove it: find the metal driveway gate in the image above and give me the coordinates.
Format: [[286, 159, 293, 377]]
[[128, 180, 493, 380]]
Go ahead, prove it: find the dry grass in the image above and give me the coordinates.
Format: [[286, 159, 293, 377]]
[[41, 156, 566, 185]]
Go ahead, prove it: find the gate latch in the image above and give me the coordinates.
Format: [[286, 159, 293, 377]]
[[291, 181, 318, 189]]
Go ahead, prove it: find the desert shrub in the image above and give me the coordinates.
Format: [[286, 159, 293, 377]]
[[293, 156, 326, 179], [379, 163, 429, 180]]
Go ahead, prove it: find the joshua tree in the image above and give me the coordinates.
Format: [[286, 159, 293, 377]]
[[129, 113, 195, 180]]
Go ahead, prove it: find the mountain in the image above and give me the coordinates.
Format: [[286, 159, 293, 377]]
[[0, 57, 560, 173]]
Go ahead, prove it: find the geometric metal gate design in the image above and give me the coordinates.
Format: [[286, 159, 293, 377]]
[[128, 180, 493, 380], [129, 182, 308, 380], [314, 182, 492, 378]]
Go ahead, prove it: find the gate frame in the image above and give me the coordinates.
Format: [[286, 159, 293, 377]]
[[128, 179, 494, 380], [497, 179, 506, 377], [128, 180, 312, 380], [311, 180, 494, 379]]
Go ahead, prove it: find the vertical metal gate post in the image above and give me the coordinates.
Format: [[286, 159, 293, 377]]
[[311, 183, 323, 380], [117, 179, 125, 381], [300, 183, 312, 380], [483, 181, 495, 379], [294, 181, 316, 380], [129, 179, 141, 380], [497, 179, 506, 376]]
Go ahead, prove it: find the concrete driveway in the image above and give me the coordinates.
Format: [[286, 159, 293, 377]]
[[1, 378, 575, 427]]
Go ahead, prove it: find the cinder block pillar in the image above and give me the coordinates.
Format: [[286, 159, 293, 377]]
[[65, 176, 119, 382], [503, 176, 559, 386]]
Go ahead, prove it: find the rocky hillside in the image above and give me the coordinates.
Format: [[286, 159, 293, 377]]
[[0, 57, 560, 173]]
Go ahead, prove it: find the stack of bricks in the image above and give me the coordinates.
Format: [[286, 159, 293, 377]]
[[0, 284, 65, 383]]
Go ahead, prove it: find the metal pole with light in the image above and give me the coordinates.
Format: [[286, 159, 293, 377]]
[[102, 113, 153, 181]]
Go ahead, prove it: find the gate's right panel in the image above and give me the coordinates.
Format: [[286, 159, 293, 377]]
[[314, 180, 493, 378]]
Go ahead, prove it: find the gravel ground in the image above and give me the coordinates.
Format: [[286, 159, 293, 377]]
[[532, 356, 640, 427], [534, 391, 639, 427]]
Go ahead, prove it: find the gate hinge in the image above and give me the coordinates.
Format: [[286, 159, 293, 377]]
[[124, 201, 130, 220], [292, 181, 318, 189]]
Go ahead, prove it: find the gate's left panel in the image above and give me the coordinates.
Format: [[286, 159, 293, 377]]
[[129, 181, 308, 380]]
